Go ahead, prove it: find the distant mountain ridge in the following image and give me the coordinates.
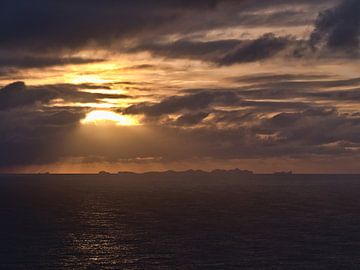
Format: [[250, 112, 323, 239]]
[[96, 169, 295, 177]]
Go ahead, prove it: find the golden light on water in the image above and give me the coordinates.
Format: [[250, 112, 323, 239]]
[[81, 110, 140, 126]]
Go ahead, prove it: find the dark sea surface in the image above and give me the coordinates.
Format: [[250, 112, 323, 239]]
[[1, 174, 360, 269]]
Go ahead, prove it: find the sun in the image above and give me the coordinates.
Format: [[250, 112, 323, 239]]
[[81, 110, 140, 126]]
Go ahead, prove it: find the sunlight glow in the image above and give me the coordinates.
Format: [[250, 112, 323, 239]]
[[81, 110, 140, 126], [70, 75, 109, 84]]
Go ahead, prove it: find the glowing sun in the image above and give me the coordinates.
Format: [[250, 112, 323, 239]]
[[81, 110, 139, 126]]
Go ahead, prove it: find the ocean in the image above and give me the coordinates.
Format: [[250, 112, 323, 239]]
[[1, 174, 360, 269]]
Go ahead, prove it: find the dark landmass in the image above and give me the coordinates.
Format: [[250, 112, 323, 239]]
[[116, 168, 254, 177], [273, 171, 293, 175], [2, 168, 255, 177], [98, 170, 113, 176], [2, 168, 360, 177]]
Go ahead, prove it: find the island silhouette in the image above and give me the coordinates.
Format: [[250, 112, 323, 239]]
[[96, 168, 254, 177]]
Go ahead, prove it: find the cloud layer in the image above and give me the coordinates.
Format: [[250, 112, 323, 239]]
[[0, 0, 359, 172]]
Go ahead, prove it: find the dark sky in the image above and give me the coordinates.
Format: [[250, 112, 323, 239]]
[[0, 0, 359, 173]]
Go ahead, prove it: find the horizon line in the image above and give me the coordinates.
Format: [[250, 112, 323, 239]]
[[1, 169, 360, 176]]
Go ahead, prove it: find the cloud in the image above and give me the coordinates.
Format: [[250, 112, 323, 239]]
[[0, 55, 104, 68], [116, 75, 360, 162], [232, 73, 332, 83], [124, 91, 240, 116], [129, 39, 241, 63], [118, 64, 156, 71], [0, 1, 335, 53], [307, 88, 360, 101], [218, 33, 294, 65], [131, 34, 299, 65], [256, 108, 360, 147], [0, 80, 128, 167], [174, 112, 210, 126], [0, 106, 86, 167], [0, 81, 129, 111], [310, 0, 360, 55], [0, 0, 222, 51], [0, 80, 130, 167], [1, 1, 360, 171], [0, 0, 349, 69], [120, 0, 358, 64], [124, 87, 314, 120], [226, 75, 360, 100], [1, 78, 360, 168], [251, 78, 360, 91]]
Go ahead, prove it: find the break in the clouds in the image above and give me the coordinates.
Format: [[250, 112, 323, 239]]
[[0, 0, 359, 173]]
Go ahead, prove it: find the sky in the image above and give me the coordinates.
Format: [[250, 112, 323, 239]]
[[0, 0, 359, 173]]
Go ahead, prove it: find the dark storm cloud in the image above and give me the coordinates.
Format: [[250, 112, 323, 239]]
[[0, 106, 86, 167], [256, 108, 360, 146], [241, 78, 360, 98], [142, 108, 360, 161], [307, 88, 360, 101], [231, 0, 338, 10], [122, 0, 358, 64], [118, 64, 157, 71], [177, 107, 360, 159], [0, 0, 338, 52], [131, 34, 298, 65], [232, 74, 332, 83], [123, 89, 310, 120], [123, 90, 309, 118], [0, 0, 349, 68], [234, 78, 360, 102], [124, 91, 240, 116], [218, 34, 293, 65], [310, 0, 360, 55], [0, 81, 129, 111], [235, 10, 313, 27], [129, 39, 242, 63], [222, 74, 360, 101], [0, 0, 222, 51], [252, 78, 360, 90], [124, 72, 360, 118]]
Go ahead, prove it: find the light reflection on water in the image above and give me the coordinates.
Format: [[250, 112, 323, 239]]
[[64, 194, 142, 268], [1, 174, 360, 269]]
